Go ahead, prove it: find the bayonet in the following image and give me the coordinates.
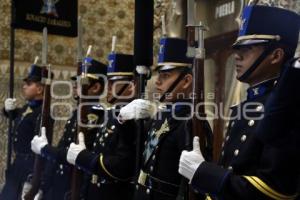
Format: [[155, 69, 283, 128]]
[[82, 45, 92, 77], [34, 56, 39, 65], [111, 36, 117, 53], [186, 0, 196, 58], [161, 15, 167, 37], [42, 27, 48, 66]]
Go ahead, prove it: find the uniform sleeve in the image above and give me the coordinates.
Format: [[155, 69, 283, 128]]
[[41, 117, 70, 164], [74, 149, 98, 174], [75, 141, 135, 180], [2, 107, 21, 119], [76, 120, 136, 180], [41, 144, 68, 164]]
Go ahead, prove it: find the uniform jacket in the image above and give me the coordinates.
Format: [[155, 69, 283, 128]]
[[0, 101, 43, 200], [40, 106, 103, 200], [134, 102, 212, 200], [75, 107, 137, 200], [191, 78, 299, 200]]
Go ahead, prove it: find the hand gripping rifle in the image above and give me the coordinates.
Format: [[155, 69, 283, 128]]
[[24, 27, 54, 200], [70, 18, 91, 200], [178, 1, 211, 200]]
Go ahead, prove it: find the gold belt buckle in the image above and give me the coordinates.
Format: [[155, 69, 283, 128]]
[[138, 170, 147, 186], [91, 174, 98, 184]]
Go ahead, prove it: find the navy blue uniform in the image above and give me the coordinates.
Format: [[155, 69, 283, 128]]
[[256, 60, 300, 199], [38, 56, 107, 199], [38, 109, 77, 200], [39, 106, 104, 200], [191, 78, 299, 199], [75, 108, 137, 200], [134, 103, 212, 200], [0, 100, 43, 200]]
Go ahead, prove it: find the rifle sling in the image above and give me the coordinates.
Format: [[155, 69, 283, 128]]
[[109, 83, 130, 104], [159, 68, 189, 102]]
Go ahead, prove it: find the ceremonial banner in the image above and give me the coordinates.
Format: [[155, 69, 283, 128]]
[[13, 0, 77, 37], [195, 0, 246, 38]]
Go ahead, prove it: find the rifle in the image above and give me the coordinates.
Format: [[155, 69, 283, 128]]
[[24, 28, 53, 199], [190, 28, 208, 152], [180, 1, 210, 200], [133, 0, 154, 176], [186, 0, 209, 169], [70, 18, 90, 200]]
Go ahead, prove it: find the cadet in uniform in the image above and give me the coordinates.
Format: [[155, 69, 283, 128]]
[[30, 57, 107, 200], [66, 53, 137, 200], [179, 5, 300, 200], [0, 65, 51, 200], [255, 58, 300, 199], [119, 37, 212, 200]]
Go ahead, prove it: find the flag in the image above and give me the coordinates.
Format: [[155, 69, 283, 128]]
[[13, 0, 78, 37]]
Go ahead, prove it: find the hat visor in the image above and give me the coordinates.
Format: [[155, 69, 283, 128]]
[[23, 76, 41, 82], [156, 65, 177, 71], [155, 65, 191, 72], [71, 74, 102, 81], [232, 39, 270, 48], [70, 75, 77, 81], [108, 75, 133, 81]]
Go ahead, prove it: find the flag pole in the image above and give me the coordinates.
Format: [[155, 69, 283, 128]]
[[7, 0, 16, 173]]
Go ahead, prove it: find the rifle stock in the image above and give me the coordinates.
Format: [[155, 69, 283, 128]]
[[24, 66, 53, 200]]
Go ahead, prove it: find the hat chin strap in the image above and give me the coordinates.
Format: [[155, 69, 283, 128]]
[[238, 43, 276, 82], [108, 83, 130, 104], [159, 68, 189, 102]]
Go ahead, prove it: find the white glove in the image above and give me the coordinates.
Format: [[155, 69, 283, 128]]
[[293, 58, 300, 69], [4, 98, 16, 111], [31, 127, 48, 155], [33, 190, 43, 200], [118, 99, 158, 121], [179, 136, 204, 182], [21, 181, 32, 200], [67, 132, 86, 165]]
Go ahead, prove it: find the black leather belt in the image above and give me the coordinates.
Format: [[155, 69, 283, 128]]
[[138, 170, 179, 196]]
